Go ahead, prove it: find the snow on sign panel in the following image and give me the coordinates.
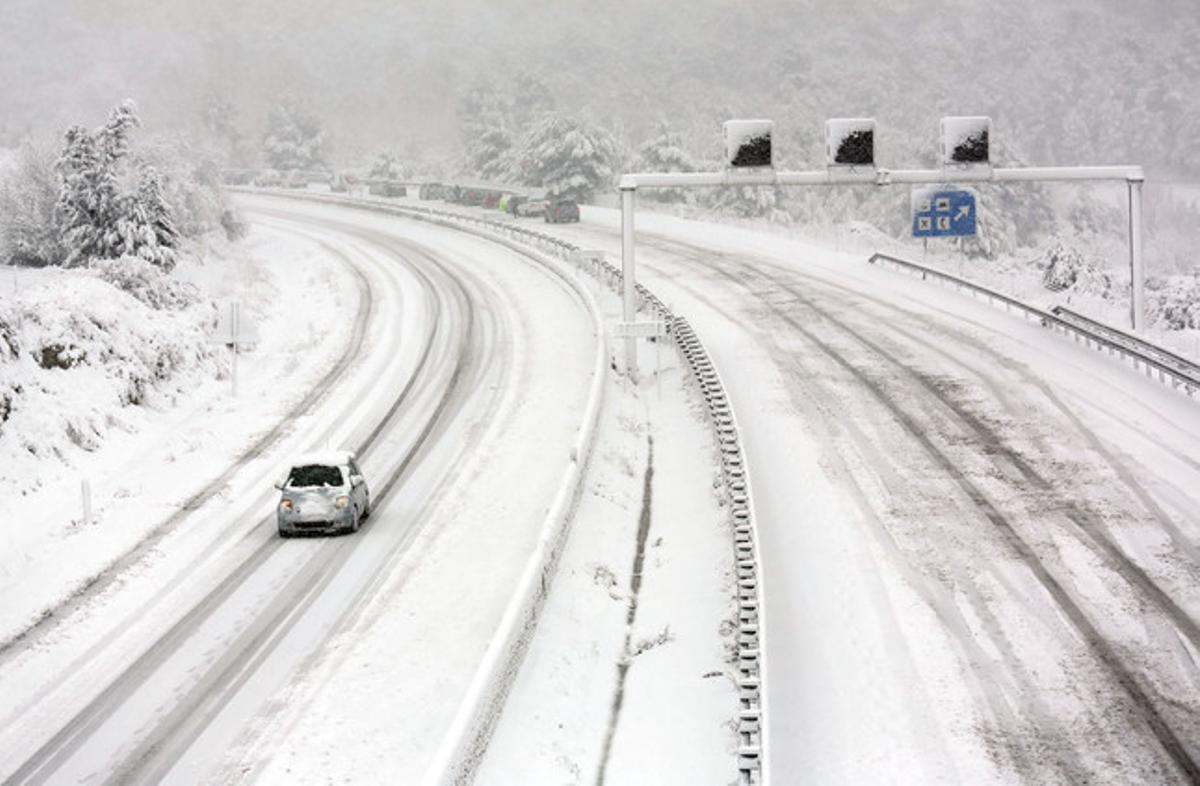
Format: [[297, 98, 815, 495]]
[[940, 116, 991, 166], [826, 118, 876, 167], [723, 119, 773, 168], [911, 186, 977, 237]]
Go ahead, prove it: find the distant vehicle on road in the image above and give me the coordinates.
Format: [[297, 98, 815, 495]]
[[544, 199, 580, 223], [369, 181, 407, 197], [419, 182, 443, 200], [276, 451, 370, 537], [516, 198, 546, 217], [253, 170, 283, 187]]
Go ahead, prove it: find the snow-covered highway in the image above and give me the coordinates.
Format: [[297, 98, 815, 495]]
[[0, 195, 599, 784], [533, 208, 1200, 784]]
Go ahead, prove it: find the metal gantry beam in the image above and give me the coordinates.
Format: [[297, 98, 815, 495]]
[[617, 164, 1147, 374]]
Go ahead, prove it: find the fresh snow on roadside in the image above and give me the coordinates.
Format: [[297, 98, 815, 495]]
[[478, 334, 738, 784], [0, 227, 357, 643]]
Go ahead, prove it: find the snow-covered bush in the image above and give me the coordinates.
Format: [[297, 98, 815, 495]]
[[0, 274, 219, 461], [511, 114, 622, 202], [262, 96, 327, 172], [1148, 275, 1200, 330], [1040, 243, 1113, 297], [0, 141, 67, 268], [92, 255, 199, 311]]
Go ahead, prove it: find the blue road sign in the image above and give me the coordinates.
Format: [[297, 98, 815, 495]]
[[912, 188, 977, 237]]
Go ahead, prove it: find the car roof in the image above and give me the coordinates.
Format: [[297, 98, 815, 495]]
[[289, 450, 356, 468]]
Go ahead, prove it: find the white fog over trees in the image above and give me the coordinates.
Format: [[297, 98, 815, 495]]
[[1, 0, 1199, 321]]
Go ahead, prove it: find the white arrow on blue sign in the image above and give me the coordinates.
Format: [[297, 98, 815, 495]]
[[911, 186, 977, 237]]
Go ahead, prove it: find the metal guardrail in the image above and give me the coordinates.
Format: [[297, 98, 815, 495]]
[[237, 188, 767, 785], [867, 252, 1200, 399]]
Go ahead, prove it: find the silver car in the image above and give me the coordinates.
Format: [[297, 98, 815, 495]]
[[276, 451, 370, 537]]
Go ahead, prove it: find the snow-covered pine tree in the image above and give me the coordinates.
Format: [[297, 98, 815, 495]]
[[55, 124, 110, 266], [634, 123, 698, 204], [512, 114, 621, 202], [54, 101, 181, 271], [132, 163, 179, 270]]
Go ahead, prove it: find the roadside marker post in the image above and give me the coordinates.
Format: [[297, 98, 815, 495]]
[[211, 299, 258, 397]]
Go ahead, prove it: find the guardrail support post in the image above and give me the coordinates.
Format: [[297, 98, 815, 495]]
[[1127, 175, 1145, 333], [621, 185, 639, 380]]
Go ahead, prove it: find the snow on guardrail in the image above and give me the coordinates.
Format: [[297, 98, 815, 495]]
[[233, 188, 769, 785], [868, 252, 1200, 399]]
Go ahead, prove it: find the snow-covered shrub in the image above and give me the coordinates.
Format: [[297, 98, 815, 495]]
[[1, 274, 219, 459], [0, 141, 67, 267], [92, 255, 199, 310], [1148, 275, 1200, 330], [511, 114, 623, 202], [1040, 243, 1113, 297]]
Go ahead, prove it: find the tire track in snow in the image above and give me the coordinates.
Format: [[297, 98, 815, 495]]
[[0, 236, 376, 662], [691, 254, 1200, 782], [4, 217, 490, 785]]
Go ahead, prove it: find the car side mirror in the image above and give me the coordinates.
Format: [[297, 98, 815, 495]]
[[273, 481, 284, 490], [350, 475, 364, 487]]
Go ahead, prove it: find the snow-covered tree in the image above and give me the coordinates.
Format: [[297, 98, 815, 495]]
[[200, 91, 243, 165], [459, 80, 514, 180], [368, 151, 406, 181], [511, 72, 555, 130], [0, 141, 67, 267], [262, 96, 327, 172], [55, 106, 132, 266], [511, 114, 622, 202], [703, 183, 788, 222], [53, 101, 181, 270], [634, 123, 698, 204]]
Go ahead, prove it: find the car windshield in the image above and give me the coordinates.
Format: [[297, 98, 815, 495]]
[[287, 464, 344, 488]]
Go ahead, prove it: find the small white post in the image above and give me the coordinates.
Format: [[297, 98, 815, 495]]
[[621, 186, 638, 380], [1127, 176, 1145, 333], [81, 478, 92, 526], [231, 300, 240, 397]]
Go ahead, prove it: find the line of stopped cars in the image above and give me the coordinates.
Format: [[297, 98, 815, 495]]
[[229, 169, 582, 223], [418, 182, 580, 223]]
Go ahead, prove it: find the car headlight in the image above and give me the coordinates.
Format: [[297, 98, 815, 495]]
[[279, 499, 293, 511], [335, 495, 350, 509]]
